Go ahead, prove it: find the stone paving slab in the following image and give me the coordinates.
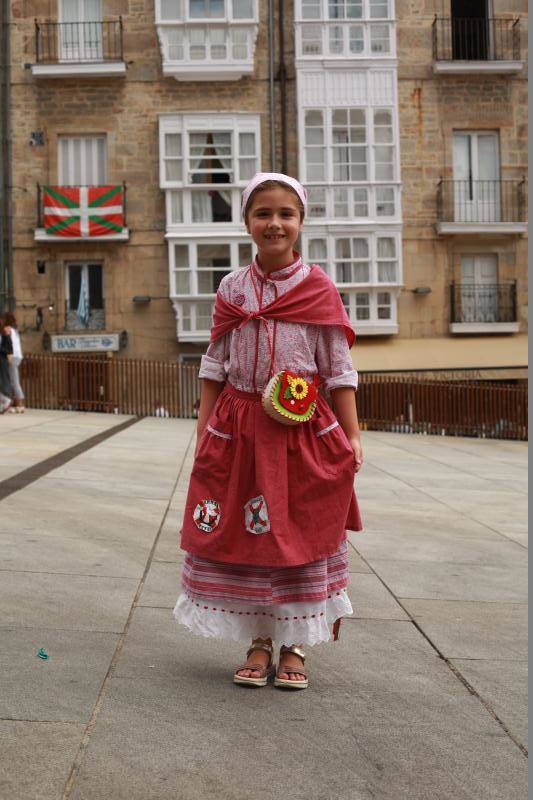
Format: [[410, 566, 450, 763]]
[[0, 411, 134, 482], [0, 720, 85, 800], [69, 613, 527, 800], [0, 627, 119, 722], [0, 529, 157, 578], [0, 571, 138, 633], [351, 528, 527, 565], [450, 658, 528, 748], [0, 415, 527, 799], [400, 600, 528, 660], [362, 559, 528, 603]]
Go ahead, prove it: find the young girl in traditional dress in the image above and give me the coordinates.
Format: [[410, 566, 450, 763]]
[[174, 172, 363, 689]]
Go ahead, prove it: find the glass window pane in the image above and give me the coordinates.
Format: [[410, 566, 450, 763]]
[[355, 292, 370, 320], [165, 133, 182, 157], [88, 264, 103, 309], [174, 245, 189, 267], [376, 186, 395, 216], [301, 24, 322, 54], [369, 0, 388, 17], [175, 271, 191, 293], [197, 243, 231, 266], [349, 25, 364, 53], [166, 160, 182, 181], [170, 191, 183, 222], [352, 238, 368, 258], [68, 265, 82, 310], [334, 187, 349, 217], [377, 237, 395, 257], [190, 0, 224, 17], [301, 0, 321, 18], [370, 23, 390, 52], [308, 187, 327, 217], [200, 268, 229, 294], [239, 243, 252, 263], [232, 0, 253, 17], [353, 263, 369, 282], [161, 0, 182, 18], [335, 238, 351, 258], [168, 28, 184, 58], [329, 25, 344, 54], [308, 238, 327, 262], [196, 302, 214, 329], [347, 0, 362, 18], [353, 187, 368, 216], [378, 262, 396, 282]]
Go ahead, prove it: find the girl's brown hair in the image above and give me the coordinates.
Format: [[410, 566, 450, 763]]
[[244, 180, 305, 224], [4, 312, 17, 328]]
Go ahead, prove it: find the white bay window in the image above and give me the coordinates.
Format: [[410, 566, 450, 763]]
[[161, 113, 259, 342], [303, 232, 400, 333], [156, 0, 258, 80], [161, 114, 260, 227], [303, 106, 397, 185], [296, 0, 394, 59]]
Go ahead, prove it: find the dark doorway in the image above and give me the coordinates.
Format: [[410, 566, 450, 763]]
[[451, 0, 490, 60]]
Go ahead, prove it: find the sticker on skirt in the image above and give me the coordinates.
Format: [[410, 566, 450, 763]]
[[244, 495, 271, 535], [193, 499, 221, 533]]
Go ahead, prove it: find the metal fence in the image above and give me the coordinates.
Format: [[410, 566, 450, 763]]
[[35, 19, 124, 64], [19, 354, 527, 441], [432, 17, 521, 62]]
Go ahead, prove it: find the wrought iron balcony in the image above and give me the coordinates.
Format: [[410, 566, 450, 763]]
[[33, 19, 125, 77], [450, 283, 517, 326], [436, 179, 527, 234], [432, 17, 522, 73]]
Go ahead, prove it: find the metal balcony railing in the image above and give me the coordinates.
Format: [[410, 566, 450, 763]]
[[432, 17, 521, 62], [450, 283, 517, 324], [437, 179, 526, 225], [35, 19, 124, 64]]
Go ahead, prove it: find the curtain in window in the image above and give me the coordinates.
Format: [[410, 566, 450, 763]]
[[211, 133, 232, 204]]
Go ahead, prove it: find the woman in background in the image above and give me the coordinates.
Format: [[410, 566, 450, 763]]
[[0, 315, 13, 413], [4, 312, 24, 413]]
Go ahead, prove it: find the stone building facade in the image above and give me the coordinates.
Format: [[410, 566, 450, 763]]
[[4, 0, 528, 378]]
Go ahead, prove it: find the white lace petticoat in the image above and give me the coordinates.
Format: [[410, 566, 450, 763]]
[[173, 588, 353, 646]]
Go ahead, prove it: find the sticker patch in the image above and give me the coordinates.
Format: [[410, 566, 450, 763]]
[[244, 495, 271, 535], [233, 293, 245, 306], [194, 499, 221, 533]]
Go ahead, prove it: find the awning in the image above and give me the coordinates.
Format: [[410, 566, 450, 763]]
[[353, 334, 528, 378]]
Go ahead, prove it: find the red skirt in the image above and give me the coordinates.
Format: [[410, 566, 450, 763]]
[[180, 384, 362, 568]]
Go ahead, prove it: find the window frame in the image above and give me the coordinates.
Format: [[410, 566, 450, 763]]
[[159, 113, 260, 191], [58, 135, 107, 186], [302, 106, 398, 186], [64, 261, 105, 331]]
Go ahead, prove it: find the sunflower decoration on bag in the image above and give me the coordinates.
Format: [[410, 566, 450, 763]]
[[262, 370, 318, 425]]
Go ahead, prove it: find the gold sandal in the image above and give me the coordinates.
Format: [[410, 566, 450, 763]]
[[233, 641, 275, 688], [274, 645, 308, 690]]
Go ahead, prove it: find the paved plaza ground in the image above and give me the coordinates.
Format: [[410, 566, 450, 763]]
[[0, 410, 528, 800]]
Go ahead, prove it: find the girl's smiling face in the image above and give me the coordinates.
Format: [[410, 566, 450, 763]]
[[245, 186, 303, 271]]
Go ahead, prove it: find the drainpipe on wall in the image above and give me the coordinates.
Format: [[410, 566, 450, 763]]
[[278, 0, 287, 173], [268, 0, 276, 170], [0, 0, 13, 313]]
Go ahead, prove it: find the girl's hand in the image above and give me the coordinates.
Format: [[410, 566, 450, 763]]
[[348, 435, 363, 473]]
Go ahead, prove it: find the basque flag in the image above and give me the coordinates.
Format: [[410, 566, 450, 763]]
[[43, 185, 124, 237]]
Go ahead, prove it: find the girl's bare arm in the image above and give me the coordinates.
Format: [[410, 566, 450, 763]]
[[330, 387, 363, 473], [196, 379, 225, 449]]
